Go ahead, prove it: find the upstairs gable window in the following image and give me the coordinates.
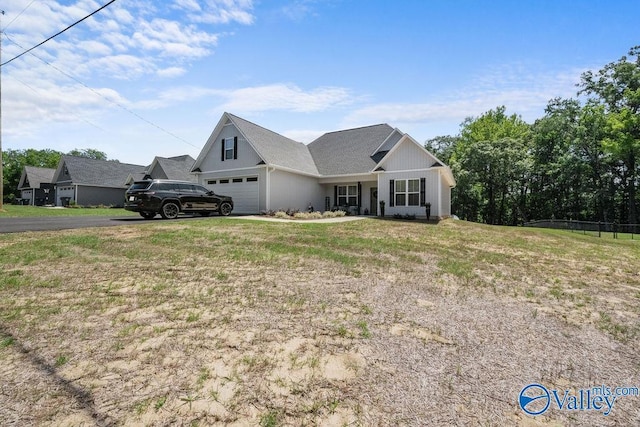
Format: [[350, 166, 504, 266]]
[[225, 138, 234, 160], [221, 136, 238, 161]]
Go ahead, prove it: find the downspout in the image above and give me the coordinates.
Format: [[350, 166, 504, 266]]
[[357, 181, 362, 215], [74, 184, 79, 205]]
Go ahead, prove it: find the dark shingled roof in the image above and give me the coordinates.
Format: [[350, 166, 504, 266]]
[[151, 155, 196, 181], [308, 124, 397, 175], [57, 156, 146, 188], [19, 166, 56, 189], [228, 114, 319, 175]]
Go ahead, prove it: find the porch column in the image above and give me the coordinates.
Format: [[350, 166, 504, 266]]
[[357, 181, 362, 215]]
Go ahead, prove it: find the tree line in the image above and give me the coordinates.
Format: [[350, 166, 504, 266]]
[[427, 46, 640, 225], [2, 148, 111, 203]]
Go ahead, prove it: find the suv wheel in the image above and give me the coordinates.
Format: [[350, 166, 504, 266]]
[[140, 211, 156, 219], [161, 202, 180, 219], [219, 202, 232, 216]]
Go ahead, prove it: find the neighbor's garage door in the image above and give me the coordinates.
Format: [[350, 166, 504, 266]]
[[209, 176, 259, 214]]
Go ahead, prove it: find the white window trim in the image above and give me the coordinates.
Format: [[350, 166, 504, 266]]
[[224, 137, 234, 160], [337, 185, 358, 206], [395, 178, 420, 207]]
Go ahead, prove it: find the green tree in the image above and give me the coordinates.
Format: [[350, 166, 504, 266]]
[[579, 46, 640, 223], [575, 102, 615, 222], [425, 135, 459, 164], [67, 148, 108, 160], [450, 106, 531, 224], [529, 98, 583, 220], [528, 99, 616, 222]]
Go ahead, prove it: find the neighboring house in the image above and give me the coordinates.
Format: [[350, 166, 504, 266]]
[[53, 156, 146, 207], [126, 155, 197, 184], [17, 166, 56, 206], [191, 113, 456, 217], [147, 155, 196, 181]]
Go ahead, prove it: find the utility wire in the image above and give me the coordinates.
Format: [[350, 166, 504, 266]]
[[4, 0, 39, 30], [6, 70, 108, 132], [1, 0, 117, 67], [4, 32, 200, 149]]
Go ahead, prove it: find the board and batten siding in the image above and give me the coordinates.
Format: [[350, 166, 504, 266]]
[[268, 169, 324, 212], [441, 177, 451, 217], [199, 123, 263, 173], [380, 138, 439, 172], [378, 170, 441, 217]]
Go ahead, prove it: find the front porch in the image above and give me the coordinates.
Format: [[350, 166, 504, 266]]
[[318, 175, 378, 216]]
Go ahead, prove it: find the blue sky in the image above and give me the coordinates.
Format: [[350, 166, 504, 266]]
[[2, 0, 639, 165]]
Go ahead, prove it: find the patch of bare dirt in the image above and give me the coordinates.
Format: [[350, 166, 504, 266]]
[[0, 223, 638, 426]]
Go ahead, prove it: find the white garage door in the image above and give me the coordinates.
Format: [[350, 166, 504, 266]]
[[208, 176, 259, 214]]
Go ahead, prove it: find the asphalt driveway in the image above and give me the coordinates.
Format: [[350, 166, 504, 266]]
[[0, 215, 207, 234]]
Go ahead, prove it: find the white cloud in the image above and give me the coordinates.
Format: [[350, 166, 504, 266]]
[[128, 83, 355, 114], [343, 64, 585, 129], [131, 18, 219, 58], [3, 76, 126, 138], [1, 0, 258, 144], [77, 40, 113, 56], [111, 7, 135, 25], [157, 67, 188, 78], [280, 0, 323, 22], [89, 55, 155, 80], [174, 0, 203, 13], [3, 0, 241, 85], [133, 86, 219, 109], [193, 0, 255, 25], [218, 83, 354, 113]]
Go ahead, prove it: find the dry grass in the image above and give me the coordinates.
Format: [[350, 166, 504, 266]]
[[0, 218, 638, 426]]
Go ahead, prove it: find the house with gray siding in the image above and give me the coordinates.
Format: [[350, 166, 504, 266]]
[[17, 166, 56, 205], [52, 156, 146, 207], [192, 113, 455, 217]]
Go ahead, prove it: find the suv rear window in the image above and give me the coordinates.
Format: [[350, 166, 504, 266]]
[[130, 182, 152, 190]]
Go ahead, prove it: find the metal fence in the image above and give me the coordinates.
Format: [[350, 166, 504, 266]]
[[523, 219, 640, 239]]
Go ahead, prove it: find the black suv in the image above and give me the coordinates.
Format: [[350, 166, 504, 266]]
[[124, 180, 233, 219]]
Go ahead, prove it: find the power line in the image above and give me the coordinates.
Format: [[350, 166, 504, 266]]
[[6, 70, 108, 133], [1, 0, 200, 150], [4, 0, 39, 30], [1, 0, 117, 67], [3, 33, 200, 150]]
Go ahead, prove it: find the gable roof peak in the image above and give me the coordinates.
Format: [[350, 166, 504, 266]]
[[192, 112, 318, 176]]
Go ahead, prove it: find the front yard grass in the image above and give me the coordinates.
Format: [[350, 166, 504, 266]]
[[0, 218, 638, 425]]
